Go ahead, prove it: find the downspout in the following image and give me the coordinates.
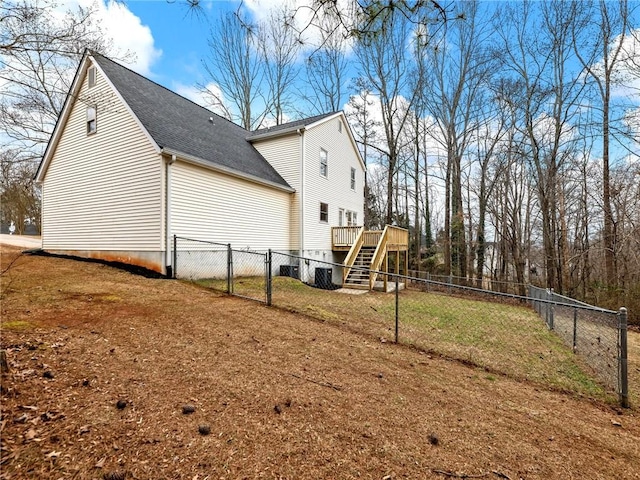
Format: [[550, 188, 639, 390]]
[[165, 154, 176, 276], [297, 128, 305, 259]]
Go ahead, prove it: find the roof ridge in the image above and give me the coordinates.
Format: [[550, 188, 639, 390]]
[[89, 51, 249, 133]]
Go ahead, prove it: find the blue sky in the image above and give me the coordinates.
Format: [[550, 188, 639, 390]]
[[125, 1, 229, 90]]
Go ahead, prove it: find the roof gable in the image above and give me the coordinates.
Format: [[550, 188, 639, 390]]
[[247, 111, 365, 171]]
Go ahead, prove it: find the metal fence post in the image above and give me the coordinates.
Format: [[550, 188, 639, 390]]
[[172, 234, 177, 279], [572, 307, 578, 352], [545, 288, 555, 330], [395, 275, 399, 344], [266, 249, 272, 306], [618, 307, 629, 408], [227, 244, 232, 294]]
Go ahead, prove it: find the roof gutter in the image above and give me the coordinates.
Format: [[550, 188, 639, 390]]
[[246, 125, 305, 142], [160, 147, 295, 194]]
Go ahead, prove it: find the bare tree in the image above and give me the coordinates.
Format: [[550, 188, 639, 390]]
[[1, 0, 114, 233], [495, 0, 586, 291], [1, 0, 110, 157], [423, 0, 495, 277], [259, 6, 302, 125], [347, 80, 383, 229], [202, 12, 264, 129], [355, 8, 423, 226], [573, 0, 636, 287], [305, 15, 349, 114]]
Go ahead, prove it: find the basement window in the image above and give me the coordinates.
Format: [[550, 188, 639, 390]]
[[320, 202, 328, 223], [87, 106, 96, 134]]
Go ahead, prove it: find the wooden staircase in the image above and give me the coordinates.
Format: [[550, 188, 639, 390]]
[[335, 225, 408, 290], [343, 246, 375, 288]]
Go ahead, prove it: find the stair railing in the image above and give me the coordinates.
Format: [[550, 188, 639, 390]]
[[369, 225, 390, 290], [342, 227, 365, 284]]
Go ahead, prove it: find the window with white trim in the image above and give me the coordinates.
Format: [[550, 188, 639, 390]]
[[346, 210, 357, 226], [88, 66, 96, 88], [320, 202, 328, 223], [320, 148, 328, 177], [350, 167, 356, 190], [338, 120, 342, 133], [86, 106, 96, 134]]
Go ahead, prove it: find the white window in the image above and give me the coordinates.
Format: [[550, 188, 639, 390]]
[[338, 120, 342, 133], [350, 167, 356, 190], [88, 66, 96, 88], [338, 208, 345, 227], [320, 148, 328, 177], [320, 202, 328, 223], [87, 106, 96, 134], [346, 210, 357, 226]]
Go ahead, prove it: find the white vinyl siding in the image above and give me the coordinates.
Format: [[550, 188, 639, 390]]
[[170, 161, 290, 250], [41, 62, 162, 252], [252, 133, 300, 250], [302, 116, 365, 251]]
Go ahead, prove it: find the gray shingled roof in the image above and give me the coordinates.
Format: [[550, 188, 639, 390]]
[[247, 112, 338, 139], [92, 54, 291, 190]]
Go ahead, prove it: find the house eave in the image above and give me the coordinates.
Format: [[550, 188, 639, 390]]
[[246, 126, 305, 142], [160, 148, 295, 194]]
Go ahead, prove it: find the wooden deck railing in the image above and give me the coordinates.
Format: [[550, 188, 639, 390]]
[[332, 226, 362, 248], [369, 226, 408, 289], [369, 226, 390, 289], [386, 225, 409, 249], [362, 230, 383, 246], [342, 227, 365, 284]]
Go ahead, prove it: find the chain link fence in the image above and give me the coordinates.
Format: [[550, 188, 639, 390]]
[[408, 271, 529, 296], [173, 237, 629, 407], [529, 286, 628, 406]]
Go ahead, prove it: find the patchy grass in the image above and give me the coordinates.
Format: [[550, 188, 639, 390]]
[[199, 275, 607, 400], [2, 320, 33, 330]]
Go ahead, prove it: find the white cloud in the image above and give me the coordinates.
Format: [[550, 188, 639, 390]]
[[97, 0, 161, 75], [588, 28, 640, 100], [58, 0, 161, 75]]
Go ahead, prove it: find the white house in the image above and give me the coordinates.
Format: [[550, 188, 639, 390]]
[[35, 51, 395, 285]]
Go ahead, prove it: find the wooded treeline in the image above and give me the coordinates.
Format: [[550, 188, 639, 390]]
[[1, 0, 638, 319], [347, 1, 639, 318], [203, 0, 638, 317]]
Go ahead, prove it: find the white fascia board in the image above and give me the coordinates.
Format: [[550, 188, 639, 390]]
[[246, 126, 304, 141], [161, 148, 296, 194], [304, 111, 342, 129]]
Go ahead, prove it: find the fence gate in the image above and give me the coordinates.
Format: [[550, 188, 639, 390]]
[[173, 237, 268, 303]]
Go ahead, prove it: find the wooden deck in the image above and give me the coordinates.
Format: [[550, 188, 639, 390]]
[[331, 226, 409, 251], [332, 226, 409, 290]]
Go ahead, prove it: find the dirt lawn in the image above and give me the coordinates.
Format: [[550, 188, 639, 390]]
[[1, 245, 639, 479]]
